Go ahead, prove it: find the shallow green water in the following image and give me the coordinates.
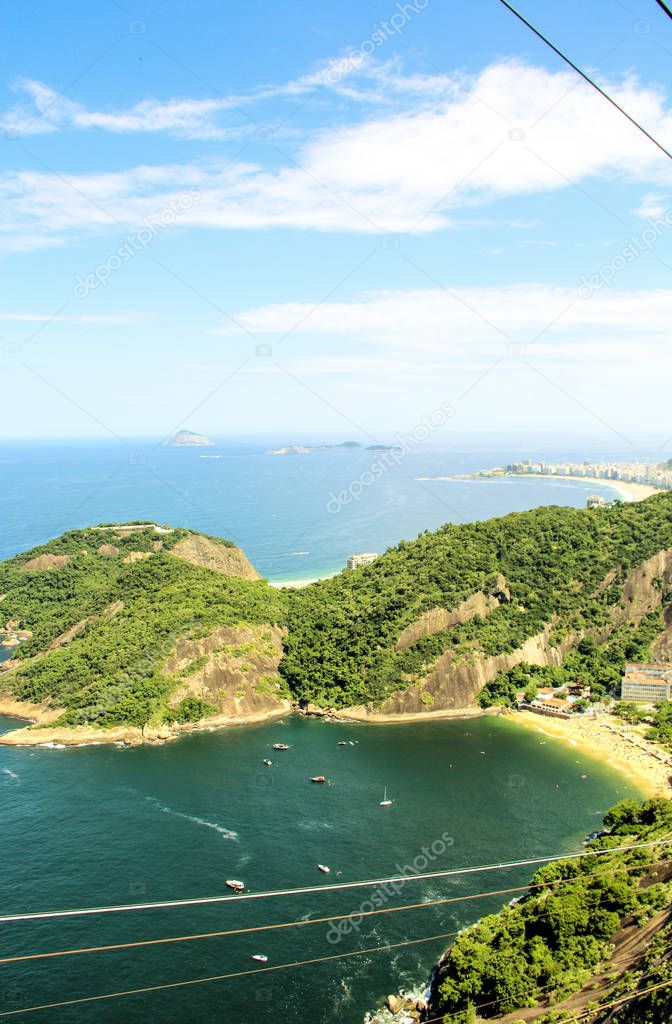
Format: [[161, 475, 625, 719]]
[[0, 714, 639, 1024]]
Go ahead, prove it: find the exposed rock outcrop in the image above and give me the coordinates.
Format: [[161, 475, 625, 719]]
[[20, 554, 69, 572], [395, 577, 509, 651], [164, 623, 287, 718], [169, 535, 260, 580], [123, 551, 152, 564], [373, 551, 672, 717]]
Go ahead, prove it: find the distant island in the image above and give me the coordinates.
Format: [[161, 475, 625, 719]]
[[166, 430, 214, 447], [266, 441, 396, 455]]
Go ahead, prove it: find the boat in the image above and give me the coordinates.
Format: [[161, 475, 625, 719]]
[[225, 879, 245, 892], [337, 741, 348, 746], [252, 954, 268, 962], [310, 775, 327, 783], [272, 743, 290, 750], [379, 787, 393, 806], [317, 864, 330, 874], [262, 759, 272, 766]]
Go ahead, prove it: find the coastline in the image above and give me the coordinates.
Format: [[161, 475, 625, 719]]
[[0, 698, 292, 747], [269, 568, 340, 589], [506, 474, 661, 503], [445, 473, 661, 503], [332, 704, 489, 724], [503, 710, 672, 798]]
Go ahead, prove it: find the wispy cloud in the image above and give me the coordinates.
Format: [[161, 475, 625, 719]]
[[2, 60, 672, 248], [210, 283, 672, 351]]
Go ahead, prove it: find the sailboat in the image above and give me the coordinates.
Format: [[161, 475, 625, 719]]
[[379, 787, 393, 807]]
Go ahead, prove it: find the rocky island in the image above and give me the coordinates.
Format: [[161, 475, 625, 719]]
[[165, 430, 214, 447]]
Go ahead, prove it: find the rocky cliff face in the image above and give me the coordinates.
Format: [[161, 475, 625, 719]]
[[169, 535, 261, 580], [373, 549, 672, 716], [395, 575, 510, 651], [163, 623, 288, 718]]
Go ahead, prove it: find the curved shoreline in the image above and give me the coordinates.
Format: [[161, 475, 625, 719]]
[[502, 709, 672, 798], [452, 474, 662, 503], [5, 692, 669, 809]]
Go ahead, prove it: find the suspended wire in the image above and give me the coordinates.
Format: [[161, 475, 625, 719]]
[[0, 929, 457, 1019], [497, 0, 672, 161], [1, 837, 668, 925], [654, 0, 672, 22], [0, 927, 668, 1021], [1, 865, 637, 967]]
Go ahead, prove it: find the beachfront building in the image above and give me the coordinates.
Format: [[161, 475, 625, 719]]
[[527, 697, 572, 718], [346, 552, 379, 570], [620, 663, 672, 703]]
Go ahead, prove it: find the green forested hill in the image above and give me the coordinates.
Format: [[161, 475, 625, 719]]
[[281, 493, 672, 706], [2, 493, 672, 729], [0, 525, 287, 727], [430, 797, 672, 1023]]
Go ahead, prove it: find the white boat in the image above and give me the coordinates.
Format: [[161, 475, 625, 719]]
[[262, 759, 272, 766], [226, 879, 245, 892], [252, 954, 268, 962], [379, 787, 393, 807], [272, 743, 290, 750], [317, 864, 330, 874]]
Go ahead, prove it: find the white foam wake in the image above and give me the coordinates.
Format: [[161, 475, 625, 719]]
[[146, 798, 239, 841]]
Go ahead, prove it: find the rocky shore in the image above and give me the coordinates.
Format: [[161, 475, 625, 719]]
[[0, 697, 292, 747]]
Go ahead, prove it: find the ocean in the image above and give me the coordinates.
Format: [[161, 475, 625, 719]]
[[0, 438, 630, 579], [0, 715, 637, 1024], [0, 438, 643, 1022]]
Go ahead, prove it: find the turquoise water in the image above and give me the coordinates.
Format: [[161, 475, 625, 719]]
[[0, 439, 627, 579], [0, 714, 638, 1023], [0, 440, 645, 1021]]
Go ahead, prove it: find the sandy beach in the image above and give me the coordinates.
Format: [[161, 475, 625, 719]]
[[510, 475, 661, 503], [506, 710, 672, 798], [432, 473, 663, 503]]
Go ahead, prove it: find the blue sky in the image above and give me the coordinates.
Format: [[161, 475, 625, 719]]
[[1, 0, 672, 450]]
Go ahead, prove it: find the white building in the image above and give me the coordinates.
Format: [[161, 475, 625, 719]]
[[346, 552, 379, 570]]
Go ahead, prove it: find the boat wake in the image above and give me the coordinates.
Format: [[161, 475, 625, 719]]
[[146, 798, 239, 841], [297, 819, 335, 831]]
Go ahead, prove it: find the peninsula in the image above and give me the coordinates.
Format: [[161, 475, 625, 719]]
[[1, 495, 672, 780]]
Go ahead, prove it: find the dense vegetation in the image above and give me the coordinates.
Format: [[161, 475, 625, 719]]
[[2, 493, 672, 727], [433, 798, 672, 1022], [0, 526, 286, 727], [478, 611, 665, 708], [281, 494, 672, 706]]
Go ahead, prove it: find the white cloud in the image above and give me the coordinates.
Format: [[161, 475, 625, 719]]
[[633, 192, 671, 219], [210, 283, 672, 353], [1, 60, 672, 247]]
